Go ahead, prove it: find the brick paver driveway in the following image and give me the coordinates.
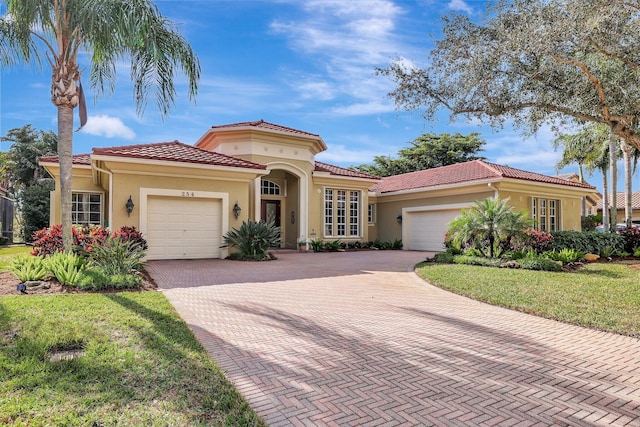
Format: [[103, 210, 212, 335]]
[[146, 251, 640, 426]]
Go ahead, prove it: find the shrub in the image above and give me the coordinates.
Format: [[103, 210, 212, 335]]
[[550, 231, 624, 255], [324, 240, 344, 252], [512, 229, 553, 254], [76, 268, 111, 290], [433, 252, 454, 263], [113, 225, 148, 250], [222, 219, 280, 260], [310, 238, 324, 253], [31, 224, 146, 257], [88, 236, 146, 275], [453, 255, 503, 267], [543, 248, 585, 263], [581, 215, 601, 232], [76, 268, 143, 290], [463, 248, 484, 257], [46, 252, 87, 286], [389, 239, 403, 250], [10, 255, 50, 282], [633, 247, 640, 258], [517, 257, 562, 272], [618, 226, 640, 253]]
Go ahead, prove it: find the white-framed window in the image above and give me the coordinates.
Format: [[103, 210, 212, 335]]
[[324, 189, 333, 236], [323, 188, 361, 237], [368, 203, 376, 224], [261, 179, 281, 196], [532, 198, 560, 231], [337, 190, 346, 236], [72, 192, 102, 225], [349, 191, 359, 235]]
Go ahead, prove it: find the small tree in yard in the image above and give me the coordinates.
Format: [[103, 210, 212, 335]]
[[447, 197, 532, 258]]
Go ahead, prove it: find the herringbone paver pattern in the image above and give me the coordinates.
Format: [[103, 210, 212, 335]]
[[147, 251, 640, 426]]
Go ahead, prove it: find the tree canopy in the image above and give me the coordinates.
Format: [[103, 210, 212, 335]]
[[353, 132, 485, 177], [1, 124, 57, 241], [379, 0, 640, 150], [1, 125, 56, 195]]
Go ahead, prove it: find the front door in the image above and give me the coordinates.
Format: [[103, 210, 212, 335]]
[[261, 200, 281, 227]]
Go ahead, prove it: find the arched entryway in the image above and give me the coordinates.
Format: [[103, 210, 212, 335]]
[[255, 163, 308, 249]]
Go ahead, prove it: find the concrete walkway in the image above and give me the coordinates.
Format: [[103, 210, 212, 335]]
[[146, 251, 640, 426]]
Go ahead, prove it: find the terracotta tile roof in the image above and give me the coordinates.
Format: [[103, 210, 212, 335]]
[[596, 192, 640, 210], [314, 161, 380, 180], [91, 141, 266, 170], [370, 160, 596, 193], [210, 119, 320, 138], [39, 153, 91, 165]]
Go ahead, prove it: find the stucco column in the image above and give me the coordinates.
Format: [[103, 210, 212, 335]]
[[254, 178, 261, 222]]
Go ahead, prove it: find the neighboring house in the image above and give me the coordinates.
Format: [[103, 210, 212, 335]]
[[40, 120, 596, 258], [0, 184, 14, 241], [596, 192, 640, 224], [556, 173, 601, 216]]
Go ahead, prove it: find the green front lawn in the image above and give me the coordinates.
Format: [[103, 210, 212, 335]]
[[0, 292, 265, 426], [0, 245, 31, 271], [416, 261, 640, 337]]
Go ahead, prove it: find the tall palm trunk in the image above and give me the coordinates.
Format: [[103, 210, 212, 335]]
[[622, 142, 633, 227], [609, 132, 618, 230], [52, 60, 80, 251], [602, 168, 609, 231]]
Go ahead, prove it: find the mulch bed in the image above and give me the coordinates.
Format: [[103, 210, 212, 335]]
[[0, 270, 157, 296]]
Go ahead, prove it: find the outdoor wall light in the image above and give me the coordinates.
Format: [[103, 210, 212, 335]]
[[396, 214, 403, 224], [232, 202, 241, 219], [125, 195, 135, 217]]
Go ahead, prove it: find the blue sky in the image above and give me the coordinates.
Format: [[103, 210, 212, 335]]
[[0, 0, 619, 191]]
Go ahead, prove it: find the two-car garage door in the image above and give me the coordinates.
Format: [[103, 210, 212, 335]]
[[404, 208, 463, 251], [146, 196, 222, 260]]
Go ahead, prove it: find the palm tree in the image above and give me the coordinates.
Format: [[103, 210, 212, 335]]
[[447, 197, 532, 258], [554, 124, 612, 230], [1, 0, 200, 250], [620, 140, 640, 228]]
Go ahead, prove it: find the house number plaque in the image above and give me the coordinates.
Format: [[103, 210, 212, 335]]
[[181, 192, 195, 197]]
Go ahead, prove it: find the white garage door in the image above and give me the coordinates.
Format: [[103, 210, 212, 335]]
[[405, 209, 463, 251], [146, 196, 222, 260]]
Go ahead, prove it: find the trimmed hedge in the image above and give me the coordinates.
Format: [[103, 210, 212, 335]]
[[517, 257, 562, 272], [550, 231, 624, 256], [453, 255, 503, 267]]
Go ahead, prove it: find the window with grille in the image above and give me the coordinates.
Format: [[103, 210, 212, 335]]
[[324, 189, 333, 236], [532, 198, 560, 231], [350, 191, 359, 235], [323, 188, 361, 238], [261, 179, 281, 196], [72, 193, 102, 225]]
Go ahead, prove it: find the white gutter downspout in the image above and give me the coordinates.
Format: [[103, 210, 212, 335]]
[[93, 163, 113, 230], [487, 182, 498, 198]]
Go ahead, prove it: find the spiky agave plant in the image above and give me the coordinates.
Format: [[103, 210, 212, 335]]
[[223, 219, 281, 260]]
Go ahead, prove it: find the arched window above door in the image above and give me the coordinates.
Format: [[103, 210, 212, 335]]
[[261, 179, 281, 196]]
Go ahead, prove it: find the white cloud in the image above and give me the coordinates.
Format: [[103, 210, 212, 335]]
[[81, 115, 135, 139], [331, 101, 394, 116], [316, 144, 382, 165], [269, 0, 414, 112], [447, 0, 474, 14], [292, 80, 335, 101]]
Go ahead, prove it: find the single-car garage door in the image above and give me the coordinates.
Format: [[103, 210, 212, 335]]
[[404, 209, 463, 251], [146, 196, 222, 260]]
